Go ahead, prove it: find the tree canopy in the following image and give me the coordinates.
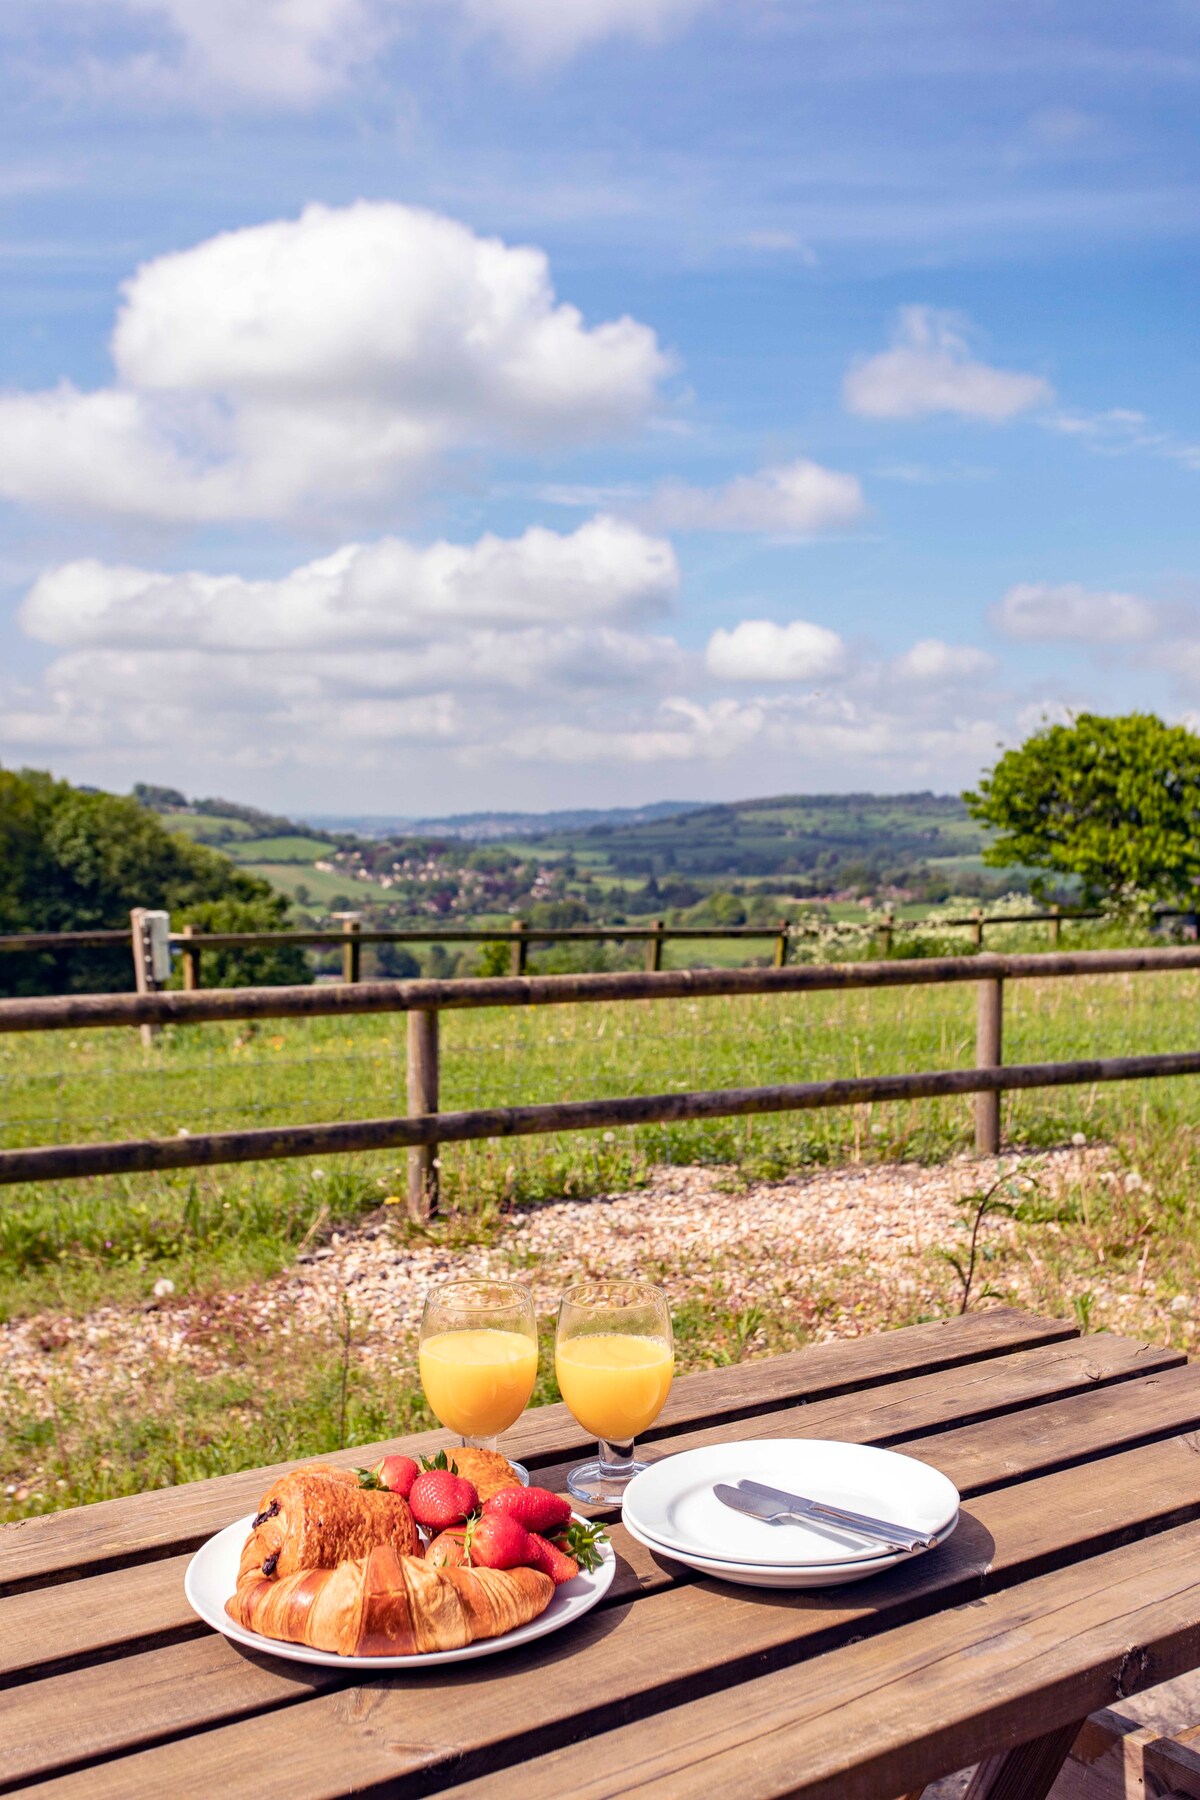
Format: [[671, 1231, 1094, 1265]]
[[964, 712, 1200, 909], [0, 767, 310, 994]]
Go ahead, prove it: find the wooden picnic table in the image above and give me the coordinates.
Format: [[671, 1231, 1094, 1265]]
[[5, 1305, 1200, 1799]]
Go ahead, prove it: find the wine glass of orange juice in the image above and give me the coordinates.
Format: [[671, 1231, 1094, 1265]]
[[555, 1281, 674, 1503], [418, 1280, 538, 1469]]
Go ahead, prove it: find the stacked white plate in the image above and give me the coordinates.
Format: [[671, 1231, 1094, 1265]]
[[621, 1439, 959, 1589]]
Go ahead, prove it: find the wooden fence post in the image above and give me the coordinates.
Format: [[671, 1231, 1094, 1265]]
[[971, 908, 984, 949], [645, 919, 664, 973], [510, 919, 528, 977], [129, 908, 170, 1047], [1049, 904, 1061, 948], [180, 922, 201, 991], [975, 976, 1003, 1155], [773, 920, 789, 968], [878, 912, 894, 957], [341, 917, 362, 985], [406, 1008, 439, 1221]]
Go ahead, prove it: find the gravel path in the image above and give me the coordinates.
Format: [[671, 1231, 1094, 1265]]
[[0, 1147, 1108, 1412]]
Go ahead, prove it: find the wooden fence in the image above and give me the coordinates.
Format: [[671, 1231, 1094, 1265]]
[[4, 945, 1200, 1219], [3, 899, 1176, 992]]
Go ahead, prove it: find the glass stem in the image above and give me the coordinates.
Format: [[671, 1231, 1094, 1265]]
[[597, 1436, 637, 1478], [462, 1435, 499, 1454]]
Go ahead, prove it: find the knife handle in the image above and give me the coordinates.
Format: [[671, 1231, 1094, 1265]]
[[805, 1500, 933, 1551]]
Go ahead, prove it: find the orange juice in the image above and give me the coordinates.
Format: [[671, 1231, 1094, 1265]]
[[419, 1329, 538, 1437], [555, 1334, 674, 1441]]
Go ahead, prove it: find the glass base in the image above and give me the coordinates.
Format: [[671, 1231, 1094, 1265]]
[[566, 1456, 648, 1504]]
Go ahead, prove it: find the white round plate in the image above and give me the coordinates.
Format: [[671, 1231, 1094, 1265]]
[[185, 1512, 615, 1669], [622, 1502, 959, 1588], [622, 1439, 959, 1570]]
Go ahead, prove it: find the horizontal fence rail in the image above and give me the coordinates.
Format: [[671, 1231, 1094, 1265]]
[[5, 945, 1200, 1034], [0, 929, 132, 951], [3, 1051, 1200, 1189], [6, 946, 1200, 1211]]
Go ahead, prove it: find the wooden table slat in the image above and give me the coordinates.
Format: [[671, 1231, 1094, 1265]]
[[10, 1414, 1200, 1797], [0, 1307, 1073, 1596]]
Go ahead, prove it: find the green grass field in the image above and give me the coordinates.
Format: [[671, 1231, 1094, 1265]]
[[225, 834, 338, 863], [238, 862, 359, 905]]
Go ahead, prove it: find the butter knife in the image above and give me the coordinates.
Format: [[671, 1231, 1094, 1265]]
[[713, 1481, 933, 1553]]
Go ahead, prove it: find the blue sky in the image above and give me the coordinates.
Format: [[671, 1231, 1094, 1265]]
[[1, 0, 1198, 813]]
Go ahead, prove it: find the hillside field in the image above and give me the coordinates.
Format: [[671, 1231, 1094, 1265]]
[[149, 790, 997, 935]]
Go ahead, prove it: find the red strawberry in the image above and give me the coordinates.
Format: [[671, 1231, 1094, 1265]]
[[375, 1455, 419, 1498], [467, 1511, 537, 1571], [425, 1528, 469, 1569], [526, 1531, 579, 1586], [408, 1469, 479, 1531], [483, 1485, 572, 1535]]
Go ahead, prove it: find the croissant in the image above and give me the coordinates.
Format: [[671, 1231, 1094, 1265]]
[[449, 1447, 524, 1504], [226, 1543, 553, 1655], [240, 1464, 420, 1581]]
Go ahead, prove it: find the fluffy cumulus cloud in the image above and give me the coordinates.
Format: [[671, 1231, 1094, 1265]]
[[705, 618, 847, 683], [27, 0, 712, 105], [22, 516, 679, 650], [649, 459, 865, 535], [843, 307, 1053, 423], [992, 581, 1158, 642], [0, 202, 670, 525], [4, 515, 692, 765]]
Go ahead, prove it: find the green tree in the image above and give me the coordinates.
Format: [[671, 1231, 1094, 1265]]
[[964, 713, 1200, 908], [0, 767, 310, 994], [171, 897, 310, 989]]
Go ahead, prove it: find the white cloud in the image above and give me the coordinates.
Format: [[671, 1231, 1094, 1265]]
[[890, 639, 995, 684], [992, 581, 1157, 642], [649, 459, 865, 534], [705, 618, 847, 683], [27, 0, 712, 105], [5, 516, 692, 772], [1044, 406, 1200, 473], [22, 517, 679, 651], [843, 307, 1053, 422], [24, 0, 378, 107], [0, 202, 670, 525]]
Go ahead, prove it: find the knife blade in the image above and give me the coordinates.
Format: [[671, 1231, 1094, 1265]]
[[711, 1482, 917, 1554], [736, 1478, 936, 1551]]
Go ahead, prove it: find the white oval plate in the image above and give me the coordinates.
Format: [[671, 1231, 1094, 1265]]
[[623, 1439, 959, 1570], [185, 1512, 615, 1669], [622, 1502, 958, 1588]]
